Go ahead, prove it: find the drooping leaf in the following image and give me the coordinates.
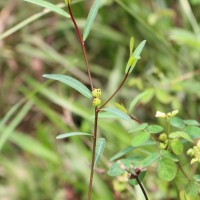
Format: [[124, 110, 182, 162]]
[[170, 117, 185, 129], [43, 74, 92, 99], [94, 138, 106, 168], [146, 125, 163, 134], [83, 0, 102, 41], [56, 132, 91, 139], [170, 139, 183, 155], [128, 123, 148, 133], [101, 108, 131, 120], [131, 131, 150, 147], [157, 158, 177, 181], [24, 0, 70, 18], [128, 91, 148, 112], [129, 36, 134, 56]]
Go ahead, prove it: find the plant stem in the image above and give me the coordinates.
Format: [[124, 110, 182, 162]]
[[99, 67, 131, 110], [88, 108, 99, 200], [67, 2, 94, 91], [135, 176, 149, 200], [177, 162, 191, 181]]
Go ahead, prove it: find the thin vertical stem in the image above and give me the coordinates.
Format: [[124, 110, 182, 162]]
[[67, 3, 94, 91], [135, 176, 149, 200], [88, 108, 99, 200]]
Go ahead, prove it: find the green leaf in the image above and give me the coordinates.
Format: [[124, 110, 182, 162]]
[[129, 36, 134, 56], [155, 89, 172, 104], [126, 40, 146, 74], [193, 175, 200, 182], [146, 125, 163, 134], [43, 74, 92, 99], [184, 119, 200, 126], [140, 88, 155, 104], [170, 139, 183, 155], [83, 0, 102, 41], [94, 138, 106, 168], [131, 131, 150, 147], [160, 150, 178, 162], [125, 56, 137, 74], [129, 171, 146, 186], [157, 158, 177, 181], [128, 91, 148, 113], [185, 181, 199, 200], [170, 117, 185, 129], [101, 108, 131, 120], [24, 0, 70, 18], [169, 131, 193, 143], [184, 126, 200, 138], [108, 159, 132, 177], [141, 152, 160, 167], [128, 123, 148, 133], [56, 132, 91, 139]]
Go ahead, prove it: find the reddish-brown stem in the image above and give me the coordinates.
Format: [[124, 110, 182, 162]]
[[135, 176, 149, 200], [129, 114, 141, 124], [67, 3, 94, 91], [98, 67, 131, 110], [88, 108, 99, 200]]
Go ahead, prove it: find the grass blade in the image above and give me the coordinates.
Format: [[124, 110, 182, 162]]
[[94, 137, 106, 168], [101, 108, 131, 120], [43, 74, 92, 99], [24, 0, 70, 18], [56, 132, 91, 139], [83, 0, 102, 41]]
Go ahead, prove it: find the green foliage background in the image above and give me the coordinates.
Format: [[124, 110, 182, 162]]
[[0, 0, 200, 199]]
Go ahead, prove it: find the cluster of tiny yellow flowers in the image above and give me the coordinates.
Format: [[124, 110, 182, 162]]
[[155, 110, 179, 118], [92, 88, 102, 107], [187, 140, 200, 164]]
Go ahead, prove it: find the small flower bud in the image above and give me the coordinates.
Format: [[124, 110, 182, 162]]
[[159, 142, 167, 149], [92, 88, 102, 98], [93, 98, 101, 107], [155, 111, 167, 118], [159, 133, 167, 142]]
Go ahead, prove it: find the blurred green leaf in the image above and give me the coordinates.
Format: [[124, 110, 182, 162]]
[[131, 131, 150, 147], [10, 131, 59, 164], [169, 131, 193, 143], [185, 181, 199, 200], [94, 137, 106, 168], [83, 0, 102, 41], [155, 89, 172, 104], [170, 139, 183, 155], [193, 175, 200, 182], [43, 74, 92, 99], [128, 123, 148, 133], [110, 146, 134, 161], [129, 36, 134, 56], [128, 91, 148, 113], [101, 108, 131, 120], [170, 117, 185, 129], [157, 158, 177, 181], [140, 152, 160, 167], [24, 0, 70, 18], [160, 150, 178, 162], [184, 126, 200, 138], [56, 132, 91, 139], [184, 120, 200, 126], [146, 125, 163, 134]]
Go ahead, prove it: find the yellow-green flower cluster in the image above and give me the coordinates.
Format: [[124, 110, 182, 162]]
[[187, 140, 200, 164], [92, 88, 102, 107], [155, 110, 179, 118], [159, 133, 168, 149]]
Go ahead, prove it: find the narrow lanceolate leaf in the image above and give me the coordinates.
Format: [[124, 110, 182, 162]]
[[83, 0, 102, 41], [94, 138, 106, 168], [24, 0, 70, 18], [128, 91, 148, 112], [43, 74, 92, 99], [129, 36, 134, 56], [101, 108, 131, 120], [56, 132, 91, 139]]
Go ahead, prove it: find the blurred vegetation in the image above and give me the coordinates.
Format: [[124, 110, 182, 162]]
[[0, 0, 200, 199]]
